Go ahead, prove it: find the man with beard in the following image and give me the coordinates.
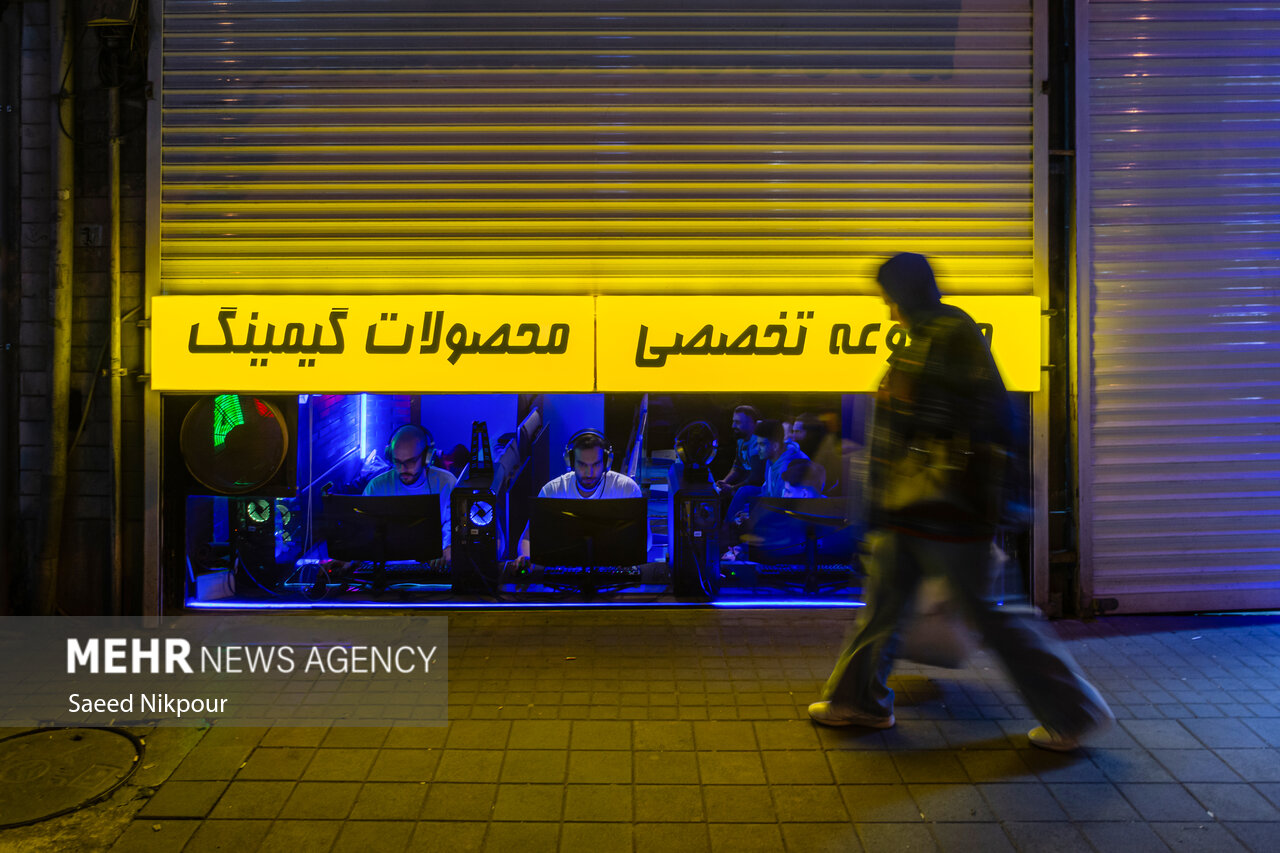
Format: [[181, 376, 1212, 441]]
[[715, 405, 765, 498], [517, 429, 641, 559], [362, 423, 456, 563]]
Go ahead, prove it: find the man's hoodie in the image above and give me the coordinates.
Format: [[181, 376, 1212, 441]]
[[876, 251, 943, 324], [764, 440, 820, 497]]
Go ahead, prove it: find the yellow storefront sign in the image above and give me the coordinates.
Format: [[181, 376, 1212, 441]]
[[152, 294, 1040, 393], [151, 295, 596, 393], [595, 295, 1041, 392]]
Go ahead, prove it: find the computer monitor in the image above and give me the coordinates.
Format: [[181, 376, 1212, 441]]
[[322, 494, 443, 563], [530, 497, 647, 567]]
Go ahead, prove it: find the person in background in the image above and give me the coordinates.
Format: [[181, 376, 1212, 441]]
[[723, 419, 823, 559], [792, 412, 843, 495], [363, 424, 456, 563], [756, 419, 824, 499], [809, 252, 1113, 752], [715, 405, 765, 498]]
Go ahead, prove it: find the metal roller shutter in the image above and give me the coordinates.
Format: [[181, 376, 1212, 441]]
[[157, 0, 1036, 296], [1081, 0, 1280, 613]]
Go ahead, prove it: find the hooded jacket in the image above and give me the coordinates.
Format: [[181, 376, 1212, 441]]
[[868, 253, 1017, 538]]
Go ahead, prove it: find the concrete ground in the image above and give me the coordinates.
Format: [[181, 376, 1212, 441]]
[[3, 608, 1280, 852]]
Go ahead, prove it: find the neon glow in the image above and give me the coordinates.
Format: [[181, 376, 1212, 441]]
[[211, 394, 245, 449], [360, 393, 368, 458], [186, 599, 864, 611]]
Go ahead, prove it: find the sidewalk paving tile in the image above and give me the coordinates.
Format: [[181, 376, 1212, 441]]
[[1116, 781, 1211, 821], [483, 821, 559, 852], [559, 822, 632, 852], [930, 822, 1016, 853], [1151, 822, 1250, 853], [770, 784, 848, 822], [331, 820, 415, 853], [206, 780, 293, 820], [1184, 782, 1280, 821], [419, 782, 498, 821], [707, 822, 785, 852], [260, 820, 344, 851], [408, 821, 487, 853], [633, 784, 705, 822], [634, 822, 711, 853], [491, 784, 564, 821], [634, 749, 700, 784], [348, 781, 429, 820], [107, 820, 200, 853], [909, 783, 995, 822], [562, 784, 634, 822], [277, 780, 361, 820], [855, 822, 938, 852], [1078, 822, 1172, 853], [182, 819, 271, 853], [839, 783, 923, 823], [779, 822, 864, 853], [137, 781, 228, 819], [498, 749, 568, 784], [1225, 821, 1280, 853], [301, 746, 377, 781], [697, 751, 767, 785]]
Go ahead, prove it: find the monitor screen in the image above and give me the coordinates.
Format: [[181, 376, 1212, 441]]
[[322, 494, 443, 562], [530, 497, 647, 567]]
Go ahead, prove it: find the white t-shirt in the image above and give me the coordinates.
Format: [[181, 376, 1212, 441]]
[[363, 465, 457, 549], [538, 470, 642, 500]]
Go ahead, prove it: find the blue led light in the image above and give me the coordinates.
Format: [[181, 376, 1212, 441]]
[[185, 598, 863, 611], [359, 393, 369, 458]]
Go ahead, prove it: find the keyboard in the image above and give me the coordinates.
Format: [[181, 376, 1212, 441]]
[[756, 563, 854, 577]]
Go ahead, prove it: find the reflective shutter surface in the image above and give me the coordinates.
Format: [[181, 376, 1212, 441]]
[[159, 0, 1035, 295], [1084, 1, 1280, 612]]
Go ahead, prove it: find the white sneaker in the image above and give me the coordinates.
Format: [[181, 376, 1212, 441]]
[[1028, 713, 1114, 752], [1027, 726, 1079, 752], [807, 701, 895, 729]]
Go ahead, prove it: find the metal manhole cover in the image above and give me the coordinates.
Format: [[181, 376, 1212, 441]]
[[0, 729, 142, 828]]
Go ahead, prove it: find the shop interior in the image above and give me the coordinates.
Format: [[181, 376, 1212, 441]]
[[168, 391, 888, 608]]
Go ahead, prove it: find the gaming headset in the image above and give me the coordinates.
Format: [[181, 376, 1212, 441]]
[[563, 428, 613, 471], [674, 421, 718, 469], [384, 424, 435, 466]]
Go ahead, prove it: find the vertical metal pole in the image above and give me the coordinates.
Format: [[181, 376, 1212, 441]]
[[38, 0, 74, 615], [1073, 0, 1096, 614], [143, 0, 164, 622], [0, 8, 20, 615], [109, 83, 123, 615], [1031, 0, 1051, 611]]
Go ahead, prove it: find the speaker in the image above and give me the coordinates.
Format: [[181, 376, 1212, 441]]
[[668, 464, 720, 599], [165, 394, 298, 497]]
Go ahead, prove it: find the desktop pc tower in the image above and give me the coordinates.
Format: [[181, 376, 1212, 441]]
[[668, 463, 721, 599], [450, 486, 501, 594]]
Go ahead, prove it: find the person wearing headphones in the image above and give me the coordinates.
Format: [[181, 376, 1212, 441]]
[[517, 429, 641, 559], [363, 424, 457, 563]]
